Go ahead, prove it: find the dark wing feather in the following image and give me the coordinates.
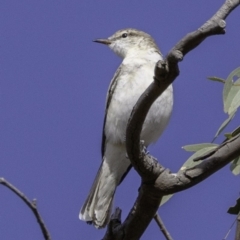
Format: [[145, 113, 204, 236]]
[[101, 65, 123, 158]]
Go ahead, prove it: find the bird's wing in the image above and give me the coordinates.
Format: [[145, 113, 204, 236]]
[[101, 64, 123, 158]]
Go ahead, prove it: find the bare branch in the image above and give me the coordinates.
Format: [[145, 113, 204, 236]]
[[103, 134, 240, 240], [235, 214, 240, 240], [154, 213, 173, 240], [0, 178, 51, 240], [126, 0, 240, 181], [103, 0, 240, 239], [155, 133, 240, 194], [223, 212, 240, 240], [102, 208, 123, 240]]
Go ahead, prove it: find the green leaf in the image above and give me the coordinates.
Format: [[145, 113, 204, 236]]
[[231, 126, 240, 137], [182, 143, 218, 152], [224, 133, 232, 139], [180, 146, 218, 170], [223, 67, 240, 113], [207, 76, 225, 83], [223, 75, 234, 113], [228, 86, 240, 114], [230, 157, 240, 175], [212, 111, 236, 142], [224, 126, 240, 139], [228, 198, 240, 215], [225, 78, 240, 115], [160, 194, 174, 206]]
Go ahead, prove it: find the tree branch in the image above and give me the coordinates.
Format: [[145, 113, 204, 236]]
[[235, 214, 240, 240], [154, 213, 173, 240], [103, 0, 240, 239], [0, 178, 51, 240], [126, 0, 240, 181], [155, 133, 240, 194]]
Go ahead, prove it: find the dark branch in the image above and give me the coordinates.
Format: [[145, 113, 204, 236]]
[[102, 208, 123, 240], [0, 178, 51, 240], [103, 187, 163, 240], [155, 133, 240, 194], [235, 214, 240, 240], [126, 0, 240, 181], [103, 0, 240, 239]]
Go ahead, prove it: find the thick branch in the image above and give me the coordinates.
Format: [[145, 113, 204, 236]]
[[126, 0, 240, 181], [0, 178, 51, 240], [103, 0, 240, 239], [126, 61, 179, 182], [104, 134, 240, 239], [104, 185, 163, 240]]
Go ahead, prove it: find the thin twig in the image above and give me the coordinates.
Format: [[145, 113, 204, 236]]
[[0, 177, 51, 240], [223, 212, 240, 240], [154, 213, 173, 240]]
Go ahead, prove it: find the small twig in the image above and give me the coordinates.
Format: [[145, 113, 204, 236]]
[[223, 212, 240, 240], [154, 212, 173, 240], [235, 214, 240, 240], [0, 177, 51, 240]]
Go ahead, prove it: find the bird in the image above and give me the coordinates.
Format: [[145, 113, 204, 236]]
[[79, 28, 173, 228]]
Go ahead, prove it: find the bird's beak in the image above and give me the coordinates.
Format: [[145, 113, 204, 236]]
[[93, 38, 112, 45]]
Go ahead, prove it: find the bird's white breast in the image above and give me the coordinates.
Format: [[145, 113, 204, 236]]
[[105, 51, 173, 146]]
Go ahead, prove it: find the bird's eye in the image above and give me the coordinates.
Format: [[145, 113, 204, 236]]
[[122, 33, 128, 38]]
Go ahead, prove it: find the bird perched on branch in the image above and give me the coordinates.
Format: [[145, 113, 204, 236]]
[[80, 28, 173, 228]]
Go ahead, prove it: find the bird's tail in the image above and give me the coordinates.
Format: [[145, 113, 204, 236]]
[[79, 160, 117, 228]]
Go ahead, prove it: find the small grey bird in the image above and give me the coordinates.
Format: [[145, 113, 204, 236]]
[[80, 28, 173, 228]]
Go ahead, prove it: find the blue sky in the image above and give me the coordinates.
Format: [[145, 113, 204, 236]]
[[1, 1, 240, 239]]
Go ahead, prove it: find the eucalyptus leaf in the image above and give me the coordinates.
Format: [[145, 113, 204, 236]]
[[207, 76, 225, 83], [230, 157, 240, 175], [223, 67, 240, 113], [225, 78, 240, 115], [182, 143, 218, 152], [160, 194, 174, 207], [180, 146, 218, 170], [224, 126, 240, 139], [224, 133, 232, 139], [228, 87, 240, 114], [212, 111, 236, 142], [223, 75, 234, 113], [231, 126, 240, 137]]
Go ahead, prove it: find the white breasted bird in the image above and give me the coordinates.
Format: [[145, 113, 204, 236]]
[[80, 28, 173, 228]]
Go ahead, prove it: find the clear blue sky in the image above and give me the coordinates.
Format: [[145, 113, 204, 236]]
[[1, 1, 240, 239]]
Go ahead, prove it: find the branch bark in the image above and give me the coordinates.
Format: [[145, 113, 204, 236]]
[[236, 214, 240, 240], [0, 178, 51, 240], [103, 0, 240, 239]]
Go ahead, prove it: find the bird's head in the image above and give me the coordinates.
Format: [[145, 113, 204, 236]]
[[93, 28, 160, 59]]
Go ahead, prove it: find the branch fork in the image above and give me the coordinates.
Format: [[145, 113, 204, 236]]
[[103, 1, 240, 239]]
